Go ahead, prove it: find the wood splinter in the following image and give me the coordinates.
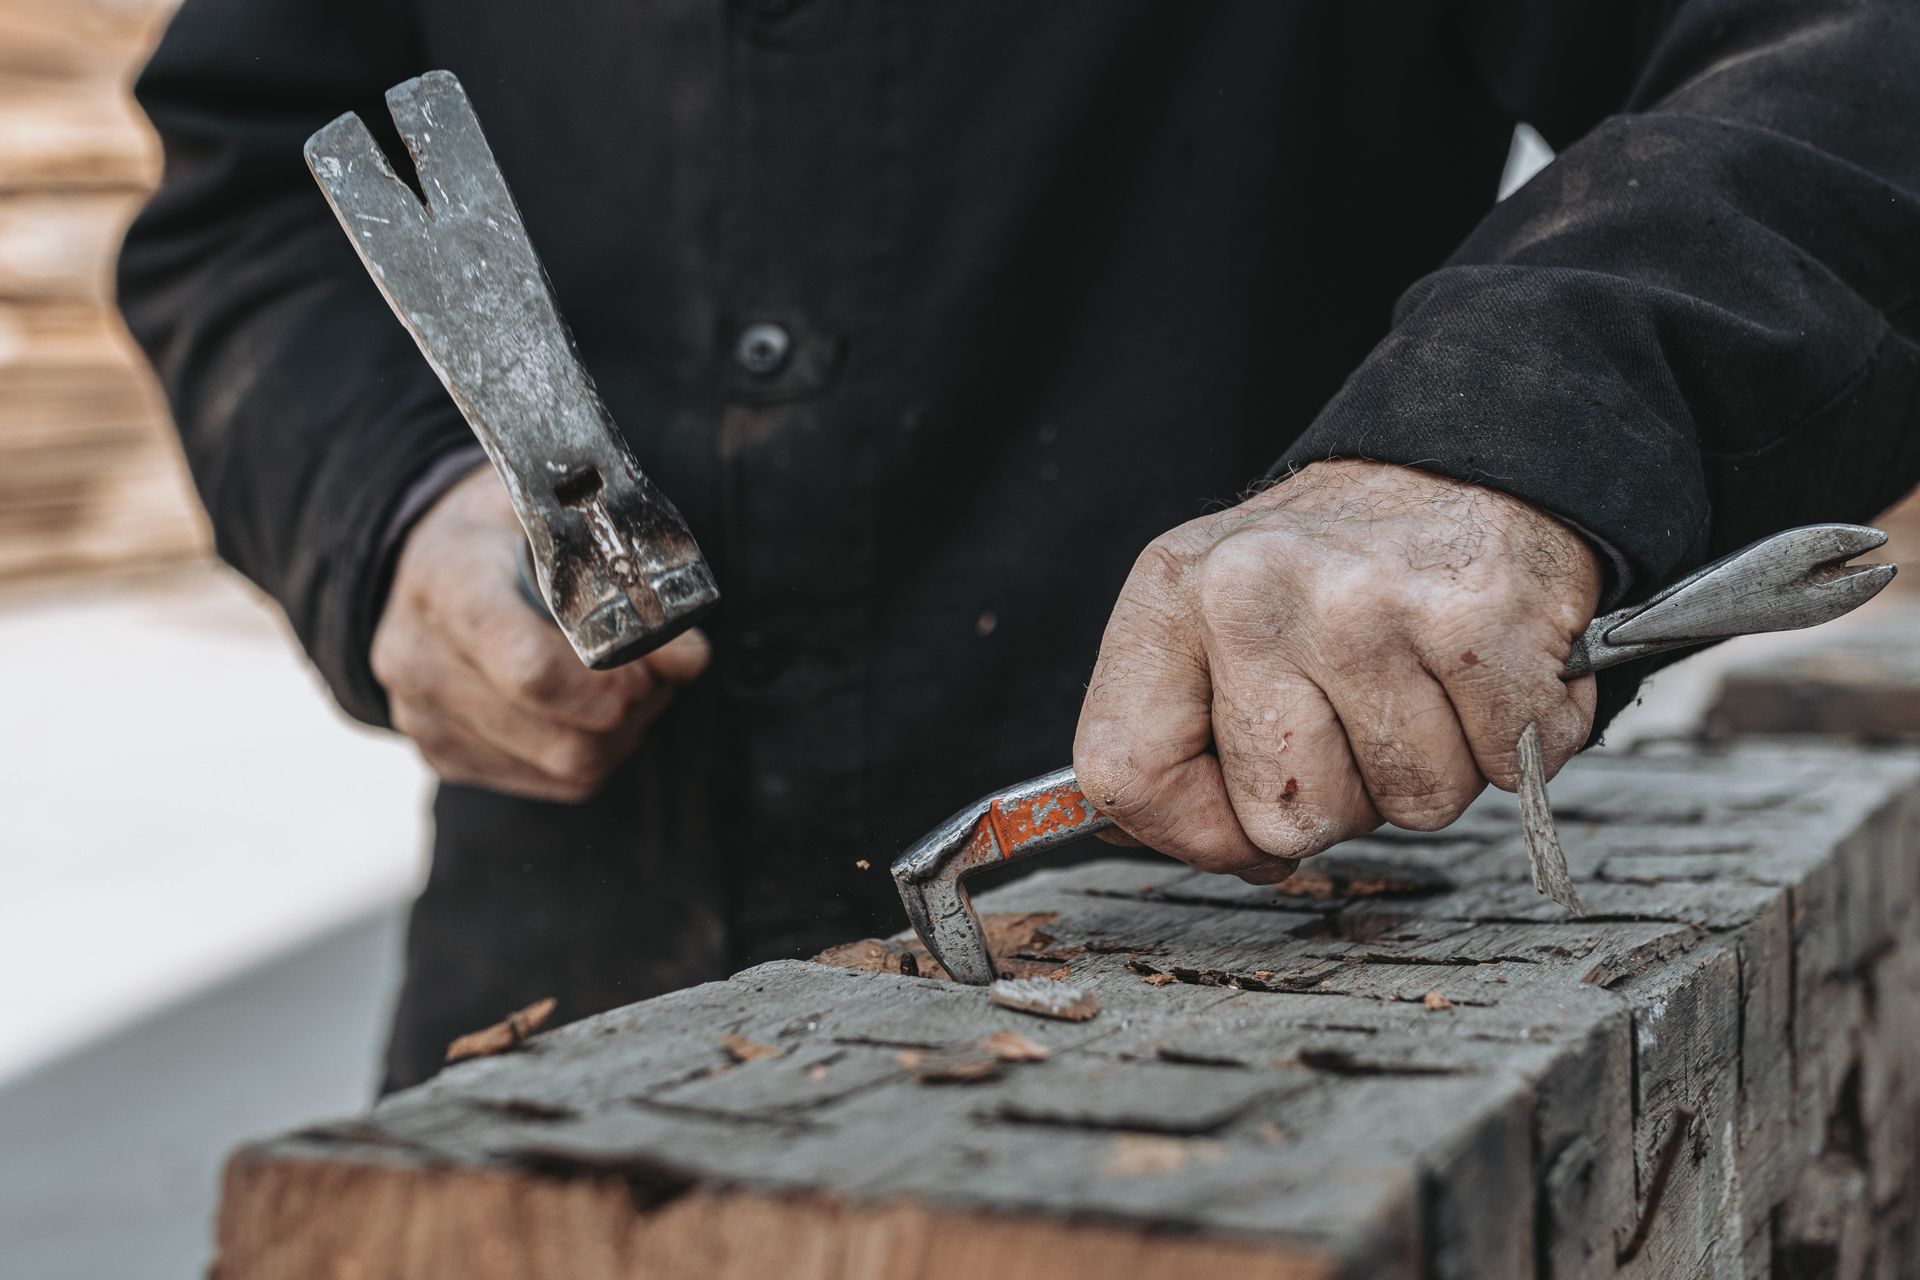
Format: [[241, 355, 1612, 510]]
[[444, 997, 556, 1064], [1516, 721, 1585, 916]]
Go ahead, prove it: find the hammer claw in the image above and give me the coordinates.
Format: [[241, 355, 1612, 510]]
[[891, 767, 1113, 986]]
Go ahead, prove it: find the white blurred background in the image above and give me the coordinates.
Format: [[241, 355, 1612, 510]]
[[0, 3, 429, 1276], [0, 4, 1912, 1278]]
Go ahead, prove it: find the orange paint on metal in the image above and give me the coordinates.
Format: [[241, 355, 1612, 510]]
[[985, 784, 1098, 859], [961, 818, 1003, 866]]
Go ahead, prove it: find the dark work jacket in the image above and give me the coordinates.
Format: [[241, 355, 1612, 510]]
[[119, 0, 1920, 1091]]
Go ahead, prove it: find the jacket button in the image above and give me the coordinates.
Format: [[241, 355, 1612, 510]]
[[734, 322, 792, 377]]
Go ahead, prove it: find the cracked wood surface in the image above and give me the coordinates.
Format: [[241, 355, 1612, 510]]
[[217, 741, 1920, 1279]]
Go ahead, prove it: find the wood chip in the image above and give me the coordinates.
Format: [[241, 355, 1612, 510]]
[[444, 997, 556, 1064], [1516, 721, 1586, 915], [1423, 990, 1453, 1011], [896, 1049, 1003, 1083], [718, 1033, 782, 1063], [854, 859, 871, 871], [811, 912, 1067, 983], [983, 1030, 1051, 1062], [1100, 1134, 1223, 1178], [988, 977, 1100, 1021], [1141, 972, 1179, 987]]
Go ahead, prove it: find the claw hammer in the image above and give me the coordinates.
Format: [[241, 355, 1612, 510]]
[[892, 524, 1897, 985], [304, 71, 718, 668]]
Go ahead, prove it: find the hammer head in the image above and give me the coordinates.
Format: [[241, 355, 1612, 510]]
[[304, 71, 717, 668]]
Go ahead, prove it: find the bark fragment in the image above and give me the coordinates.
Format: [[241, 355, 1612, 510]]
[[897, 1049, 1003, 1084], [444, 997, 556, 1064], [983, 1031, 1051, 1062], [718, 1034, 782, 1063]]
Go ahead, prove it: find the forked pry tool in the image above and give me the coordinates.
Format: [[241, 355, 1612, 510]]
[[893, 523, 1896, 985]]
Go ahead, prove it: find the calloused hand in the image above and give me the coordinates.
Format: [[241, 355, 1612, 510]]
[[373, 467, 709, 803], [1073, 459, 1601, 883]]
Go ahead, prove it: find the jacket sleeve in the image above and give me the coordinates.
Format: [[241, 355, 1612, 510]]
[[117, 0, 470, 727], [1273, 0, 1920, 730]]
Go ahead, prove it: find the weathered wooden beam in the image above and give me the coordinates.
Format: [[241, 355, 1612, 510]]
[[215, 740, 1920, 1278]]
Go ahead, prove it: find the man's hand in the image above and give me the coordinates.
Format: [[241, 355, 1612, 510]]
[[1073, 459, 1602, 883], [373, 467, 710, 803]]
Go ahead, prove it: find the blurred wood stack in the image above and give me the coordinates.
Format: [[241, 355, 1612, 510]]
[[0, 0, 207, 583]]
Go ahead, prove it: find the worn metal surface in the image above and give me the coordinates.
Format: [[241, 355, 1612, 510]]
[[218, 741, 1920, 1279], [897, 525, 1893, 984], [893, 767, 1115, 985], [303, 71, 718, 670], [1565, 523, 1892, 674]]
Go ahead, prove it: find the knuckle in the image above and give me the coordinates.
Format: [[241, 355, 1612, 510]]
[[387, 698, 428, 741], [1118, 541, 1185, 610], [1112, 538, 1197, 628], [1219, 755, 1373, 860], [1418, 597, 1486, 649], [369, 628, 415, 690], [540, 731, 607, 783], [1195, 532, 1288, 625], [1241, 811, 1345, 862], [1133, 533, 1193, 585], [1477, 747, 1524, 792], [1353, 743, 1476, 828], [575, 694, 632, 733], [1073, 741, 1146, 823], [1307, 587, 1404, 664], [506, 642, 569, 702]]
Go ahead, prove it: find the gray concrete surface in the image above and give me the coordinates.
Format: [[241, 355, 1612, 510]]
[[0, 566, 429, 1088], [0, 909, 403, 1279]]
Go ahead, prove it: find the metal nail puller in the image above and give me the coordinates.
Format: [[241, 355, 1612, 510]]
[[893, 524, 1896, 984]]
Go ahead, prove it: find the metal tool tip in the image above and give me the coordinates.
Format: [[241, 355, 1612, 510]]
[[1814, 523, 1890, 558]]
